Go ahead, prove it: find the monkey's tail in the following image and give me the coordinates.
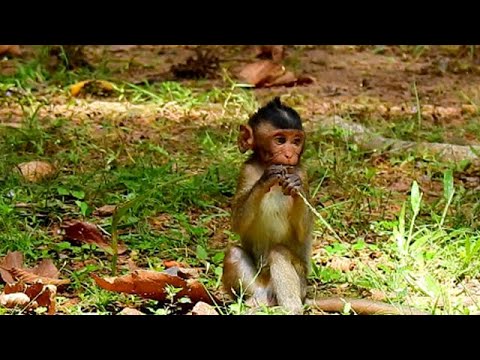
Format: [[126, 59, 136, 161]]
[[306, 297, 428, 315]]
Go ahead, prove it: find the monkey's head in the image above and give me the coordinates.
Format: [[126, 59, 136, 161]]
[[238, 97, 305, 166]]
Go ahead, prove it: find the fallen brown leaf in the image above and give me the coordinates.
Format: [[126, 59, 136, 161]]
[[236, 60, 314, 88], [46, 287, 57, 314], [22, 284, 56, 314], [93, 205, 117, 217], [32, 259, 60, 279], [370, 289, 387, 302], [0, 292, 32, 309], [0, 45, 21, 56], [236, 60, 286, 87], [63, 221, 127, 254], [327, 257, 355, 272], [388, 179, 412, 192], [191, 301, 219, 315], [1, 267, 70, 286], [4, 283, 25, 293], [164, 266, 199, 279], [126, 258, 140, 271], [17, 161, 55, 182], [31, 284, 56, 315], [4, 283, 57, 314], [92, 269, 213, 304], [264, 70, 297, 87], [0, 251, 23, 283], [148, 213, 172, 231], [0, 252, 70, 288], [162, 260, 188, 269]]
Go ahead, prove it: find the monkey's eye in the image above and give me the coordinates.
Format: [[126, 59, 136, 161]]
[[274, 136, 287, 145], [293, 138, 303, 146]]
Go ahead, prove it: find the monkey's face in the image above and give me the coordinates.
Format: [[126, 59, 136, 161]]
[[255, 124, 305, 166]]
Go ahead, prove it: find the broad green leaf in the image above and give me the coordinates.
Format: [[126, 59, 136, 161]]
[[196, 245, 208, 261], [71, 190, 85, 199], [57, 186, 69, 196], [212, 252, 225, 264], [410, 181, 421, 215], [443, 169, 454, 201]]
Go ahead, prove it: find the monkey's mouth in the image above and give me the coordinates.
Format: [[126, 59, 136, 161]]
[[272, 159, 298, 166]]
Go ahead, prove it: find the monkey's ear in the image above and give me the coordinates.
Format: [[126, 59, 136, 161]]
[[238, 125, 254, 153]]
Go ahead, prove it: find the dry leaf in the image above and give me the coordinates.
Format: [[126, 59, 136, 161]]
[[164, 266, 199, 279], [149, 213, 172, 231], [17, 161, 55, 182], [0, 253, 66, 313], [191, 301, 219, 315], [4, 283, 25, 294], [264, 70, 298, 87], [93, 205, 117, 217], [70, 80, 115, 97], [1, 267, 70, 286], [5, 283, 57, 314], [0, 292, 32, 309], [265, 73, 315, 87], [162, 260, 188, 269], [236, 60, 286, 87], [0, 45, 21, 56], [236, 60, 314, 88], [0, 252, 69, 286], [370, 289, 387, 302], [63, 221, 127, 254], [126, 259, 140, 271], [29, 284, 56, 315], [118, 307, 145, 315], [33, 259, 60, 279], [92, 269, 213, 304], [388, 179, 412, 192], [328, 257, 355, 272], [0, 251, 23, 283]]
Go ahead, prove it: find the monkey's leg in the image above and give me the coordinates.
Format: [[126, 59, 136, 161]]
[[269, 245, 305, 314], [223, 246, 274, 306]]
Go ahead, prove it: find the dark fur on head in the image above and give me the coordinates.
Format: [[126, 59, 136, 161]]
[[248, 97, 303, 130]]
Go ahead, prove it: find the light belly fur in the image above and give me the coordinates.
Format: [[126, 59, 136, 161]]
[[248, 186, 293, 258]]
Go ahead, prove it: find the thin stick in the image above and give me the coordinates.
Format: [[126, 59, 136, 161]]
[[296, 191, 342, 242]]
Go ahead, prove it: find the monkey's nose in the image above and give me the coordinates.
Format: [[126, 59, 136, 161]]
[[285, 157, 297, 165]]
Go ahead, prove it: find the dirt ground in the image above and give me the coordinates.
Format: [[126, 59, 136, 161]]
[[77, 45, 480, 103], [4, 45, 480, 118], [82, 45, 480, 123]]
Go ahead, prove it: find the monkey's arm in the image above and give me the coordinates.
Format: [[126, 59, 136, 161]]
[[231, 164, 283, 235], [282, 167, 313, 261]]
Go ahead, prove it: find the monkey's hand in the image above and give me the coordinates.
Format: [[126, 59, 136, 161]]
[[281, 173, 303, 196], [260, 164, 288, 191]]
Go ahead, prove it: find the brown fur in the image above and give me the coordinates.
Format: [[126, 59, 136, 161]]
[[223, 103, 427, 315]]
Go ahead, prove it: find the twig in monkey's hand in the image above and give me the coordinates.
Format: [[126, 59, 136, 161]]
[[296, 191, 342, 242]]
